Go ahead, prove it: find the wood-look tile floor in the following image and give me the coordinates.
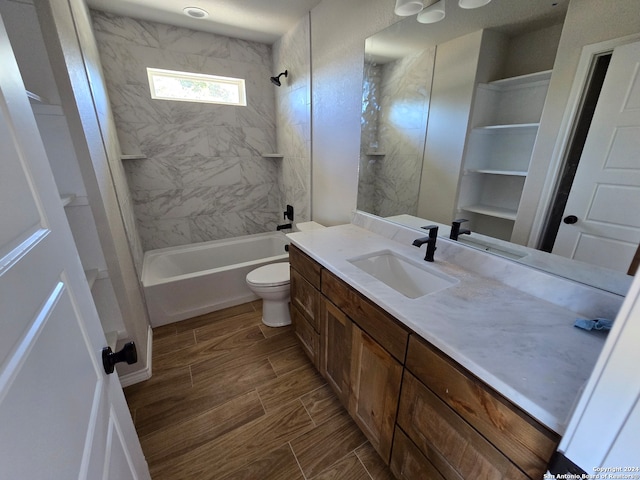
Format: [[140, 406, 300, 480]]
[[124, 301, 395, 480]]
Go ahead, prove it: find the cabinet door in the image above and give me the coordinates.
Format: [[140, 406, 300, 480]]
[[398, 371, 529, 480], [349, 324, 403, 463], [290, 267, 320, 330], [291, 304, 319, 367], [320, 298, 352, 407], [391, 428, 446, 480]]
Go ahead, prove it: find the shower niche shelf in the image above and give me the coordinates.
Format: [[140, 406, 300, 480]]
[[262, 153, 284, 158], [121, 154, 147, 160]]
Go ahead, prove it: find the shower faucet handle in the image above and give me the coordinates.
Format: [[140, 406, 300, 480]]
[[284, 204, 294, 221]]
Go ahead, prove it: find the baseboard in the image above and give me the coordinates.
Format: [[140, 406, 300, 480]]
[[119, 325, 153, 387]]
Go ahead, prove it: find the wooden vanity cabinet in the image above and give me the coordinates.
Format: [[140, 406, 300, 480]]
[[391, 335, 559, 479], [288, 244, 558, 479], [289, 245, 321, 367], [320, 269, 408, 463]]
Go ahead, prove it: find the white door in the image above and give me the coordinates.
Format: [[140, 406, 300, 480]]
[[552, 41, 640, 273], [0, 17, 150, 480]]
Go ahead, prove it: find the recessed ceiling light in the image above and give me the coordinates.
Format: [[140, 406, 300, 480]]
[[183, 6, 209, 19]]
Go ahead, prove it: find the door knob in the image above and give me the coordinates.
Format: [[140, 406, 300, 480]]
[[563, 215, 578, 224], [102, 341, 137, 375]]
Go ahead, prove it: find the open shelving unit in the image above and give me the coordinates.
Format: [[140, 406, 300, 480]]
[[456, 70, 552, 241]]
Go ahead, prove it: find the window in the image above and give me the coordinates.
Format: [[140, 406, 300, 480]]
[[147, 68, 246, 106]]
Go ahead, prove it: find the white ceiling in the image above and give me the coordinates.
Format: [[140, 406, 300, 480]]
[[86, 0, 323, 44], [86, 0, 569, 48]]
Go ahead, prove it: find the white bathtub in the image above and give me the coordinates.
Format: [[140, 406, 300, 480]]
[[141, 232, 290, 326]]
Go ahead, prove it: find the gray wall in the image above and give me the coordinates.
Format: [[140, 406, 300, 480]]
[[310, 0, 397, 226], [92, 11, 282, 250]]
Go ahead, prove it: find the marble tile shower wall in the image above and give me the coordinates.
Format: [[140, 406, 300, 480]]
[[272, 15, 312, 223], [357, 48, 435, 218], [91, 11, 281, 250]]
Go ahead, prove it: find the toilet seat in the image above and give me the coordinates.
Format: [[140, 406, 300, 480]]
[[246, 263, 290, 287]]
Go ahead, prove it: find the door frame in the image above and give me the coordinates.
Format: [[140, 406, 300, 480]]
[[528, 33, 640, 248]]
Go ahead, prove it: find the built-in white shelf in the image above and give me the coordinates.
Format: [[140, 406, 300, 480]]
[[26, 89, 49, 104], [460, 204, 518, 221], [261, 153, 284, 158], [465, 169, 528, 177], [60, 194, 76, 206], [120, 154, 147, 160], [474, 123, 539, 132], [84, 268, 99, 290], [483, 70, 552, 89]]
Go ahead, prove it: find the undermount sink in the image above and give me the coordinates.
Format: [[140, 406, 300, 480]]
[[348, 250, 458, 299]]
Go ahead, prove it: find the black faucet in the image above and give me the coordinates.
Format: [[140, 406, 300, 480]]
[[450, 218, 471, 241], [412, 225, 438, 262], [276, 223, 292, 231]]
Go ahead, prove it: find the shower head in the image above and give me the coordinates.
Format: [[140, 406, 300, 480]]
[[270, 70, 288, 86]]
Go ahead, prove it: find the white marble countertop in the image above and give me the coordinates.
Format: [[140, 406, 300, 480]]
[[287, 223, 615, 435]]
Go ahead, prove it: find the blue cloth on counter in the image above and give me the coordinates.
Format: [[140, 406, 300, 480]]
[[574, 318, 614, 332]]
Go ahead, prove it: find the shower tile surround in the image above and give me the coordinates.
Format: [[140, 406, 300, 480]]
[[91, 11, 309, 250], [358, 48, 435, 217]]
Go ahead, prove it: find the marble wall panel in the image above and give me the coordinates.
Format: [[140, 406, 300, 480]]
[[272, 15, 312, 224], [92, 9, 309, 251], [357, 47, 435, 218]]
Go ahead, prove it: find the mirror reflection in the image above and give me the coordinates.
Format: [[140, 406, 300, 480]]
[[357, 1, 638, 296]]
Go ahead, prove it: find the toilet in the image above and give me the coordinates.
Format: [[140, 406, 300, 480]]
[[246, 221, 325, 327], [246, 262, 291, 327]]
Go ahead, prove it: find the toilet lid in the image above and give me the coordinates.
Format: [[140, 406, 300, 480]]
[[246, 262, 290, 287]]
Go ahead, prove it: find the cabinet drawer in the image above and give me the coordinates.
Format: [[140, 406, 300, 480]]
[[390, 427, 445, 480], [291, 304, 319, 367], [289, 244, 321, 289], [321, 269, 409, 363], [290, 267, 320, 331], [398, 371, 529, 480], [406, 336, 558, 478]]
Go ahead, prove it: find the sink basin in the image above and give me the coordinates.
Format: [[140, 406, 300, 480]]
[[348, 250, 458, 299]]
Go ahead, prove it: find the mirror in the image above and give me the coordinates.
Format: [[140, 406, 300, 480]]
[[357, 1, 635, 296]]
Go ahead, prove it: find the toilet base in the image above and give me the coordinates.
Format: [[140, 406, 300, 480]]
[[261, 298, 291, 327]]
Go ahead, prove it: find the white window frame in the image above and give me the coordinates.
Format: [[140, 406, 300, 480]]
[[146, 67, 247, 106]]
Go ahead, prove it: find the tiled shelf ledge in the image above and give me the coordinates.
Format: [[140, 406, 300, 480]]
[[261, 153, 284, 158], [121, 154, 147, 160]]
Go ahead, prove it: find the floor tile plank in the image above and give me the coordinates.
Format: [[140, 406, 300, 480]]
[[291, 409, 368, 479], [140, 390, 265, 464], [122, 301, 394, 480], [311, 452, 372, 480]]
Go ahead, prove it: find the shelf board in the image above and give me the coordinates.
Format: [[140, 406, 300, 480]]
[[84, 268, 99, 290], [474, 123, 539, 131], [261, 153, 284, 158], [460, 204, 517, 221], [478, 70, 552, 91], [465, 169, 527, 177], [60, 194, 76, 207], [26, 90, 49, 104], [120, 154, 147, 160], [488, 70, 552, 88], [365, 151, 386, 156]]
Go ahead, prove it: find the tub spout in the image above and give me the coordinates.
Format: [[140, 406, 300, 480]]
[[277, 223, 292, 231]]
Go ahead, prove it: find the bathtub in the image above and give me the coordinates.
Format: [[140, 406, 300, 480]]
[[142, 232, 290, 326]]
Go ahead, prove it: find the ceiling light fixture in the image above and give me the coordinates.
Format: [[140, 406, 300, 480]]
[[417, 0, 445, 23], [183, 6, 209, 19], [394, 0, 424, 16], [458, 0, 491, 9]]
